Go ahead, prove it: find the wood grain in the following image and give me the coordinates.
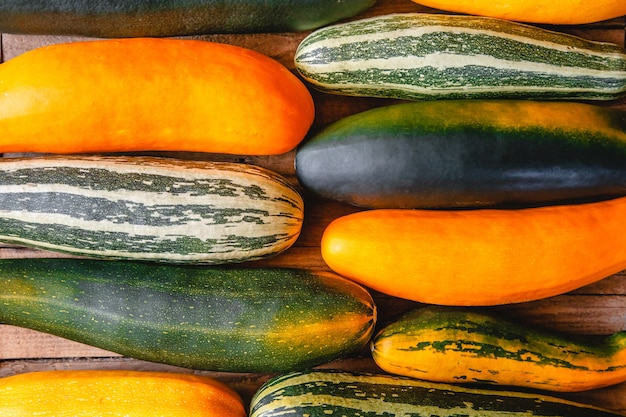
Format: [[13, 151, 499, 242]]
[[1, 0, 626, 413]]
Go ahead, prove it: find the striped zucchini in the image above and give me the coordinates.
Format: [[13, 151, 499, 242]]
[[295, 100, 626, 209], [0, 155, 303, 264], [0, 0, 376, 37], [371, 306, 626, 392], [0, 259, 376, 372], [250, 370, 624, 417], [294, 13, 626, 101]]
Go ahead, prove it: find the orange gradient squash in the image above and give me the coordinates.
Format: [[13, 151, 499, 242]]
[[0, 370, 246, 417], [410, 0, 626, 24], [321, 197, 626, 305], [0, 38, 314, 155]]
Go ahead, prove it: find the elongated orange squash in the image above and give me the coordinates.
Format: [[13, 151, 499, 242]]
[[409, 0, 626, 24], [321, 197, 626, 305], [0, 370, 246, 417], [0, 38, 314, 155]]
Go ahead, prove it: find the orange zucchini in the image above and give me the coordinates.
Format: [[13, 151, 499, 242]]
[[0, 38, 314, 155], [321, 196, 626, 305], [0, 370, 246, 417], [409, 0, 626, 24]]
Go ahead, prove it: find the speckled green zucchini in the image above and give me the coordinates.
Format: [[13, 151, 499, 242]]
[[0, 155, 303, 264], [295, 13, 626, 101], [0, 0, 376, 37], [250, 370, 624, 417], [0, 259, 376, 372], [371, 306, 626, 392]]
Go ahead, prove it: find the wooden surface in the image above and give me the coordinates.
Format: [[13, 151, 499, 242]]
[[1, 0, 626, 413]]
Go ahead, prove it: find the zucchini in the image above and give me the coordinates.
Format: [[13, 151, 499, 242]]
[[0, 370, 246, 417], [408, 0, 626, 25], [294, 13, 626, 101], [250, 370, 624, 417], [0, 155, 303, 264], [0, 258, 376, 372], [0, 0, 376, 37], [0, 38, 314, 156], [321, 197, 626, 305], [295, 100, 626, 209], [372, 306, 626, 392]]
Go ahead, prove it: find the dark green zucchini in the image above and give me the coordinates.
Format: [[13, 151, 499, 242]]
[[0, 258, 376, 372], [0, 0, 376, 37], [250, 370, 624, 417], [295, 100, 626, 209]]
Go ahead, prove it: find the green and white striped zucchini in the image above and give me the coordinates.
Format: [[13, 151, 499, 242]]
[[371, 306, 626, 392], [0, 259, 376, 372], [294, 13, 626, 101], [0, 155, 303, 264], [250, 370, 624, 417]]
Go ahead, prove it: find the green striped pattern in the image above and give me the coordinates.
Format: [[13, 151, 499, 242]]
[[371, 306, 626, 391], [250, 370, 624, 417], [295, 13, 626, 101], [0, 155, 303, 263]]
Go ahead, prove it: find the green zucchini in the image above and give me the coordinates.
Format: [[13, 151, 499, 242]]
[[0, 155, 303, 264], [0, 258, 376, 372], [0, 0, 376, 37], [294, 13, 626, 101], [371, 306, 626, 392], [250, 370, 624, 417], [295, 100, 626, 209]]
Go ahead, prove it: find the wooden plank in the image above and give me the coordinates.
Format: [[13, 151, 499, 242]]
[[1, 0, 626, 413]]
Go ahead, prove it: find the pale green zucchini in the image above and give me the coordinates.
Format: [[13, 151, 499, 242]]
[[294, 13, 626, 101], [250, 370, 624, 417], [0, 155, 303, 264]]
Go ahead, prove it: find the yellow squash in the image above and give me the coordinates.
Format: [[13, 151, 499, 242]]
[[410, 0, 626, 24], [0, 370, 246, 417], [321, 196, 626, 305], [0, 38, 314, 155]]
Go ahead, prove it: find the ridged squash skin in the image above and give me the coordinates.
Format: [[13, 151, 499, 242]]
[[0, 370, 246, 417], [0, 258, 376, 372], [321, 196, 626, 305], [0, 155, 303, 264], [0, 0, 376, 37], [410, 0, 626, 24], [295, 13, 626, 101], [295, 100, 626, 209], [0, 38, 314, 155], [250, 370, 624, 417], [372, 306, 626, 392]]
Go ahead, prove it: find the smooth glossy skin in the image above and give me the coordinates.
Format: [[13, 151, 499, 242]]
[[0, 0, 377, 36], [321, 196, 626, 306], [410, 0, 626, 24], [0, 370, 247, 417], [296, 100, 626, 208], [0, 38, 314, 155]]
